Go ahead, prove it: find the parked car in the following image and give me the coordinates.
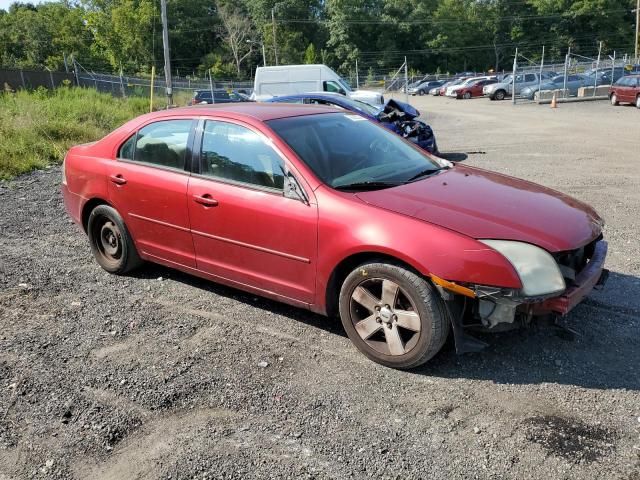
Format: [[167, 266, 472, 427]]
[[439, 77, 469, 96], [62, 103, 608, 369], [609, 74, 640, 108], [484, 72, 550, 100], [251, 64, 384, 106], [453, 78, 498, 99], [266, 92, 438, 154], [584, 67, 626, 86], [430, 80, 453, 96], [190, 90, 250, 105], [408, 80, 446, 96], [520, 74, 590, 100], [445, 77, 489, 97]]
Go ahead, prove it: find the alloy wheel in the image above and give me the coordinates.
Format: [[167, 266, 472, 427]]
[[349, 278, 421, 356]]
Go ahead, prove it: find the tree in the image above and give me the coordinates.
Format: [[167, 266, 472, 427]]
[[216, 1, 255, 75], [304, 43, 317, 63]]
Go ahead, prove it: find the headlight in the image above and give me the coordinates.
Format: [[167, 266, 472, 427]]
[[479, 240, 565, 297]]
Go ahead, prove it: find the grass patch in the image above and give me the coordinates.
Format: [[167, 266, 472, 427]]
[[0, 87, 156, 180]]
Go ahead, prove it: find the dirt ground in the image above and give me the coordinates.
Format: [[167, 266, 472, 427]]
[[1, 96, 639, 480]]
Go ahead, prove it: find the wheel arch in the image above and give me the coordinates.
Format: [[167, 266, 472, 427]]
[[324, 251, 425, 318], [81, 197, 113, 233]]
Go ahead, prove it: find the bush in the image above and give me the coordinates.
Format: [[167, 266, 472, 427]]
[[0, 87, 151, 179]]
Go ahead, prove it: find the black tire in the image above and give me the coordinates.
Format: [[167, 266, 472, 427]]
[[418, 89, 425, 96], [338, 262, 449, 369], [494, 89, 506, 101], [87, 205, 142, 274], [610, 93, 619, 106]]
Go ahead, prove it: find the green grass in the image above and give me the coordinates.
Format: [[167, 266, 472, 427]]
[[0, 87, 157, 180]]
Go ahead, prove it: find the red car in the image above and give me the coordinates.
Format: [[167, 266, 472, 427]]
[[609, 75, 640, 108], [456, 78, 498, 99], [62, 104, 608, 369]]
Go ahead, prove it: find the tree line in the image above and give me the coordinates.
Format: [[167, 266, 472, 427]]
[[0, 0, 636, 80]]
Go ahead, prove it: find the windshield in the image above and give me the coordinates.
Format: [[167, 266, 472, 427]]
[[268, 113, 444, 189], [337, 77, 353, 92], [336, 97, 381, 116]]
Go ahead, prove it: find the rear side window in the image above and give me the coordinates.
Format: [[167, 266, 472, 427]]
[[200, 121, 284, 190], [118, 135, 136, 160], [525, 74, 536, 82], [118, 119, 192, 170]]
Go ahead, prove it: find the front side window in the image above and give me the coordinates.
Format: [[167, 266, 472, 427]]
[[525, 74, 536, 82], [122, 119, 192, 170], [324, 80, 344, 93], [200, 121, 284, 190], [268, 113, 444, 189]]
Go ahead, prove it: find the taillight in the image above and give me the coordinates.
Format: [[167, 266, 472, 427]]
[[62, 153, 68, 185]]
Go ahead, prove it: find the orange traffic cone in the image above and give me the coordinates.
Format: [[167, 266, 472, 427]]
[[550, 93, 557, 109]]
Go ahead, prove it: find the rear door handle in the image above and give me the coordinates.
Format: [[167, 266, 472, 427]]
[[110, 174, 127, 185], [193, 194, 219, 207]]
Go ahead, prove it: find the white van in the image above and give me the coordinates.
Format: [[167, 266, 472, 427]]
[[252, 64, 384, 106]]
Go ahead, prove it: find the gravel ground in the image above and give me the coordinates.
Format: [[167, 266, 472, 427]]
[[1, 98, 639, 479]]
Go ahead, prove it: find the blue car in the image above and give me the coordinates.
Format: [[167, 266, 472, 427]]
[[265, 92, 439, 155]]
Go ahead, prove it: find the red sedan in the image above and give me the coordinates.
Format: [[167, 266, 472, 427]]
[[609, 74, 640, 108], [62, 104, 608, 369], [456, 78, 498, 99]]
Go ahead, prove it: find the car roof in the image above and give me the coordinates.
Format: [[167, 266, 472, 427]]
[[148, 103, 339, 121]]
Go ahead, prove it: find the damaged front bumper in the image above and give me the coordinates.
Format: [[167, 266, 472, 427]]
[[432, 240, 608, 344], [531, 240, 608, 316]]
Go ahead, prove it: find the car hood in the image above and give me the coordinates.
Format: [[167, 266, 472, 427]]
[[382, 98, 420, 120], [355, 165, 602, 252]]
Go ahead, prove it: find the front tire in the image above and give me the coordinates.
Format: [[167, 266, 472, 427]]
[[87, 205, 142, 274], [418, 89, 425, 96], [463, 92, 472, 99], [610, 94, 619, 106], [338, 262, 449, 369], [494, 90, 506, 101]]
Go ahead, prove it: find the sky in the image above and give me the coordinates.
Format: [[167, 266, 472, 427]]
[[0, 0, 48, 10]]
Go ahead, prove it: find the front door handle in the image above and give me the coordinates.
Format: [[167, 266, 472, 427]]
[[110, 174, 127, 185], [193, 194, 219, 207]]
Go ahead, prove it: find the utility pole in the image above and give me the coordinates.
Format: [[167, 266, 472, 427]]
[[271, 7, 279, 66], [262, 42, 267, 66], [537, 45, 545, 102], [160, 0, 173, 107], [563, 46, 570, 98], [512, 47, 518, 105], [635, 0, 639, 62], [355, 59, 359, 88]]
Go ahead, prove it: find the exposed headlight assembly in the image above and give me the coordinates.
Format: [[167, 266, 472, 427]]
[[479, 240, 566, 297]]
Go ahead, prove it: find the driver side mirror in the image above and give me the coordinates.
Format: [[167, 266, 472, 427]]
[[283, 171, 309, 204]]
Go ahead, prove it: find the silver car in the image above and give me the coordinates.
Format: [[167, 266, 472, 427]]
[[484, 72, 554, 100], [521, 74, 590, 100]]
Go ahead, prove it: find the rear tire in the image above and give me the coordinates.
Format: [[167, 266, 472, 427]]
[[610, 94, 619, 106], [338, 262, 449, 369], [87, 205, 142, 274]]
